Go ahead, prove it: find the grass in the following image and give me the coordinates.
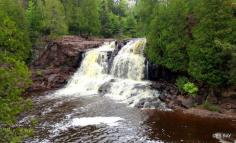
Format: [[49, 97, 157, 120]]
[[199, 101, 221, 112]]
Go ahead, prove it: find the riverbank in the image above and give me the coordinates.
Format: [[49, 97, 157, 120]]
[[151, 80, 236, 119]]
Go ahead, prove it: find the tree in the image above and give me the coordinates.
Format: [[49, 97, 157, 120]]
[[146, 0, 189, 72], [188, 0, 236, 86], [100, 0, 114, 37], [124, 13, 137, 37], [0, 53, 32, 143], [41, 0, 68, 38], [60, 0, 81, 34], [135, 0, 159, 36], [78, 0, 101, 36], [0, 1, 32, 142], [0, 0, 31, 61], [26, 0, 44, 43]]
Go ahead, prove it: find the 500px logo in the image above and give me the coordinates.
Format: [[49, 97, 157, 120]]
[[212, 132, 234, 143]]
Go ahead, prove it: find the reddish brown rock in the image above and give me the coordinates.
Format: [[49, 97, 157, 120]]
[[183, 108, 236, 119], [28, 36, 113, 93]]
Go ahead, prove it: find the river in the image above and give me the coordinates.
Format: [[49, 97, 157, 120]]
[[20, 39, 236, 143]]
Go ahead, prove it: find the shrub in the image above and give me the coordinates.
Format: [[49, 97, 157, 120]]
[[200, 101, 221, 112], [176, 76, 189, 91], [176, 76, 199, 97], [183, 82, 199, 97]]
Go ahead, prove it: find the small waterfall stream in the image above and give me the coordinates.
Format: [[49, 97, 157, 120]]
[[20, 39, 236, 143]]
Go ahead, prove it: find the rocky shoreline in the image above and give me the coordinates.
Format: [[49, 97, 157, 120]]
[[26, 36, 236, 119], [151, 80, 236, 119]]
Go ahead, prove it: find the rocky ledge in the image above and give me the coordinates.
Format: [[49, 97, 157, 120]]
[[151, 80, 236, 119], [27, 36, 113, 93]]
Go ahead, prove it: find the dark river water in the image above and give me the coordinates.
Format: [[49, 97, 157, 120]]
[[20, 95, 236, 143]]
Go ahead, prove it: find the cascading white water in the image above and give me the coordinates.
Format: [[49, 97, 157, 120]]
[[52, 42, 115, 96], [111, 38, 146, 80], [50, 39, 166, 109]]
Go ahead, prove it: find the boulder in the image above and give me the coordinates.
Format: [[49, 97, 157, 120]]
[[177, 96, 194, 108]]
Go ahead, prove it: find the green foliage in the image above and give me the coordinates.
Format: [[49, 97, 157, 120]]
[[0, 127, 33, 143], [124, 13, 137, 37], [61, 0, 81, 34], [176, 76, 189, 92], [134, 0, 159, 36], [0, 53, 32, 142], [100, 0, 135, 38], [188, 0, 236, 87], [0, 1, 33, 142], [26, 0, 136, 38], [26, 0, 44, 43], [200, 101, 221, 112], [42, 0, 68, 38], [145, 0, 189, 72], [78, 0, 101, 35], [138, 0, 236, 88], [0, 0, 31, 61], [26, 0, 68, 39], [176, 77, 198, 96], [183, 82, 199, 97]]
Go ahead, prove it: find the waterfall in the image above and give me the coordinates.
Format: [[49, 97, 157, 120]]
[[54, 42, 115, 96], [111, 38, 146, 80], [51, 39, 167, 109]]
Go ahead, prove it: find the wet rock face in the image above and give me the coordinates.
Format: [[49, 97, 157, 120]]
[[28, 68, 73, 92], [32, 36, 106, 68], [108, 40, 130, 74], [135, 97, 166, 110], [29, 36, 113, 93]]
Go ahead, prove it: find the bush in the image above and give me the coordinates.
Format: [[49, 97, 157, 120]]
[[0, 53, 33, 142], [183, 82, 199, 97], [200, 101, 221, 112], [176, 76, 198, 96], [176, 76, 189, 91]]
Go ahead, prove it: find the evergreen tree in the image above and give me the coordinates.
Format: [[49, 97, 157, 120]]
[[0, 0, 31, 61], [135, 0, 159, 35], [124, 13, 137, 37], [188, 0, 236, 86], [26, 0, 44, 43], [0, 1, 32, 142], [78, 0, 101, 36], [146, 0, 189, 72], [61, 0, 81, 34], [41, 0, 68, 38], [100, 0, 113, 37]]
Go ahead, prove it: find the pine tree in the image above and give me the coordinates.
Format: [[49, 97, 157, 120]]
[[41, 0, 68, 38], [124, 13, 137, 37], [78, 0, 101, 36], [146, 0, 189, 72], [26, 0, 44, 43], [188, 0, 236, 86], [100, 0, 113, 37], [0, 0, 31, 61], [0, 1, 32, 142]]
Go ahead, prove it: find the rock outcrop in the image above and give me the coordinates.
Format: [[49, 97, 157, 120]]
[[28, 36, 113, 92]]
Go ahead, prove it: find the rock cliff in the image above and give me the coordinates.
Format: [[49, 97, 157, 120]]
[[28, 36, 112, 92]]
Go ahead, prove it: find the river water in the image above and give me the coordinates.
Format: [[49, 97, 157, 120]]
[[21, 39, 236, 143]]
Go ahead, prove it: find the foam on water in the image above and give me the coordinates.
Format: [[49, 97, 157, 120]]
[[71, 117, 124, 127]]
